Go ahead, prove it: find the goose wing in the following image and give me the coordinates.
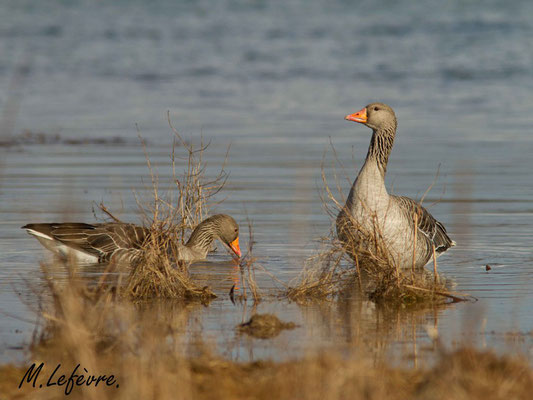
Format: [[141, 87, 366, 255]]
[[392, 196, 454, 253], [26, 223, 149, 261]]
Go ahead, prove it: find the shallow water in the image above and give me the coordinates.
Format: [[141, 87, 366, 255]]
[[1, 0, 533, 364]]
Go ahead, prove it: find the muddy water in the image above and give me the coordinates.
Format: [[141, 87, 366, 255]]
[[1, 0, 533, 364]]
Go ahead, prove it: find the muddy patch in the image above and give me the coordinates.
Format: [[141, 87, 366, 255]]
[[238, 314, 297, 339]]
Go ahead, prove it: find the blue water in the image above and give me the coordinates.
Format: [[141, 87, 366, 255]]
[[1, 0, 533, 363]]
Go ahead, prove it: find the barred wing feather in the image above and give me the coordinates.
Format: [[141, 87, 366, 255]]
[[393, 196, 455, 253]]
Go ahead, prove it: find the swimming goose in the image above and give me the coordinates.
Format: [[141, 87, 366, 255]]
[[336, 103, 454, 269], [22, 214, 241, 265]]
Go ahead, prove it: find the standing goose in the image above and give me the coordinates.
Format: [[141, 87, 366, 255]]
[[336, 103, 454, 270], [22, 214, 241, 265]]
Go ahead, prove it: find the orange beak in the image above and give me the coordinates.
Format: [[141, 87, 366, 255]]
[[345, 107, 367, 123], [228, 237, 241, 258]]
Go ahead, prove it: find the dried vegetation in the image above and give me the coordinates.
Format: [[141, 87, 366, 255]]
[[229, 216, 261, 304], [95, 115, 231, 301], [1, 268, 531, 400]]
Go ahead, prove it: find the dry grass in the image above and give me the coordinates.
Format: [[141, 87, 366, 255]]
[[192, 348, 533, 400], [14, 263, 195, 400], [123, 212, 216, 302], [1, 265, 531, 400], [286, 242, 348, 303], [93, 116, 230, 301], [133, 113, 229, 232], [2, 236, 531, 400], [231, 217, 261, 304], [3, 349, 532, 400]]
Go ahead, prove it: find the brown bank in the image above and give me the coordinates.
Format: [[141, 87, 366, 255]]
[[1, 348, 532, 400]]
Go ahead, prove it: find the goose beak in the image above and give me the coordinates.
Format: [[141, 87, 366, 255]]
[[345, 107, 367, 123], [228, 237, 241, 258]]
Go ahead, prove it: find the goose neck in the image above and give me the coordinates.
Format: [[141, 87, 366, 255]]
[[185, 224, 215, 254], [365, 126, 396, 177]]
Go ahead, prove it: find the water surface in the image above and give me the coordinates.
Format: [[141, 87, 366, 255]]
[[1, 0, 533, 364]]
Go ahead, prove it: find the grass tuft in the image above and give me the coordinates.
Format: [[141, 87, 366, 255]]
[[96, 116, 230, 301]]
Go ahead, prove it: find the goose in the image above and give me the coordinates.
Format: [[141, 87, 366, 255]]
[[336, 103, 454, 270], [22, 214, 241, 265]]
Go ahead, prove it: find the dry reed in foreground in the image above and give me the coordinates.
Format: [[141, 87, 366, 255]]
[[3, 348, 533, 400], [97, 117, 230, 301], [1, 263, 531, 400]]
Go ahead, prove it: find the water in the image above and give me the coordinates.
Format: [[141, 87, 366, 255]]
[[1, 0, 533, 364]]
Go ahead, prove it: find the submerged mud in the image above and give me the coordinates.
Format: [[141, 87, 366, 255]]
[[238, 314, 297, 339]]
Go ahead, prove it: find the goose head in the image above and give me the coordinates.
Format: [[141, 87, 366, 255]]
[[186, 214, 241, 258], [214, 214, 241, 258], [345, 102, 397, 132]]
